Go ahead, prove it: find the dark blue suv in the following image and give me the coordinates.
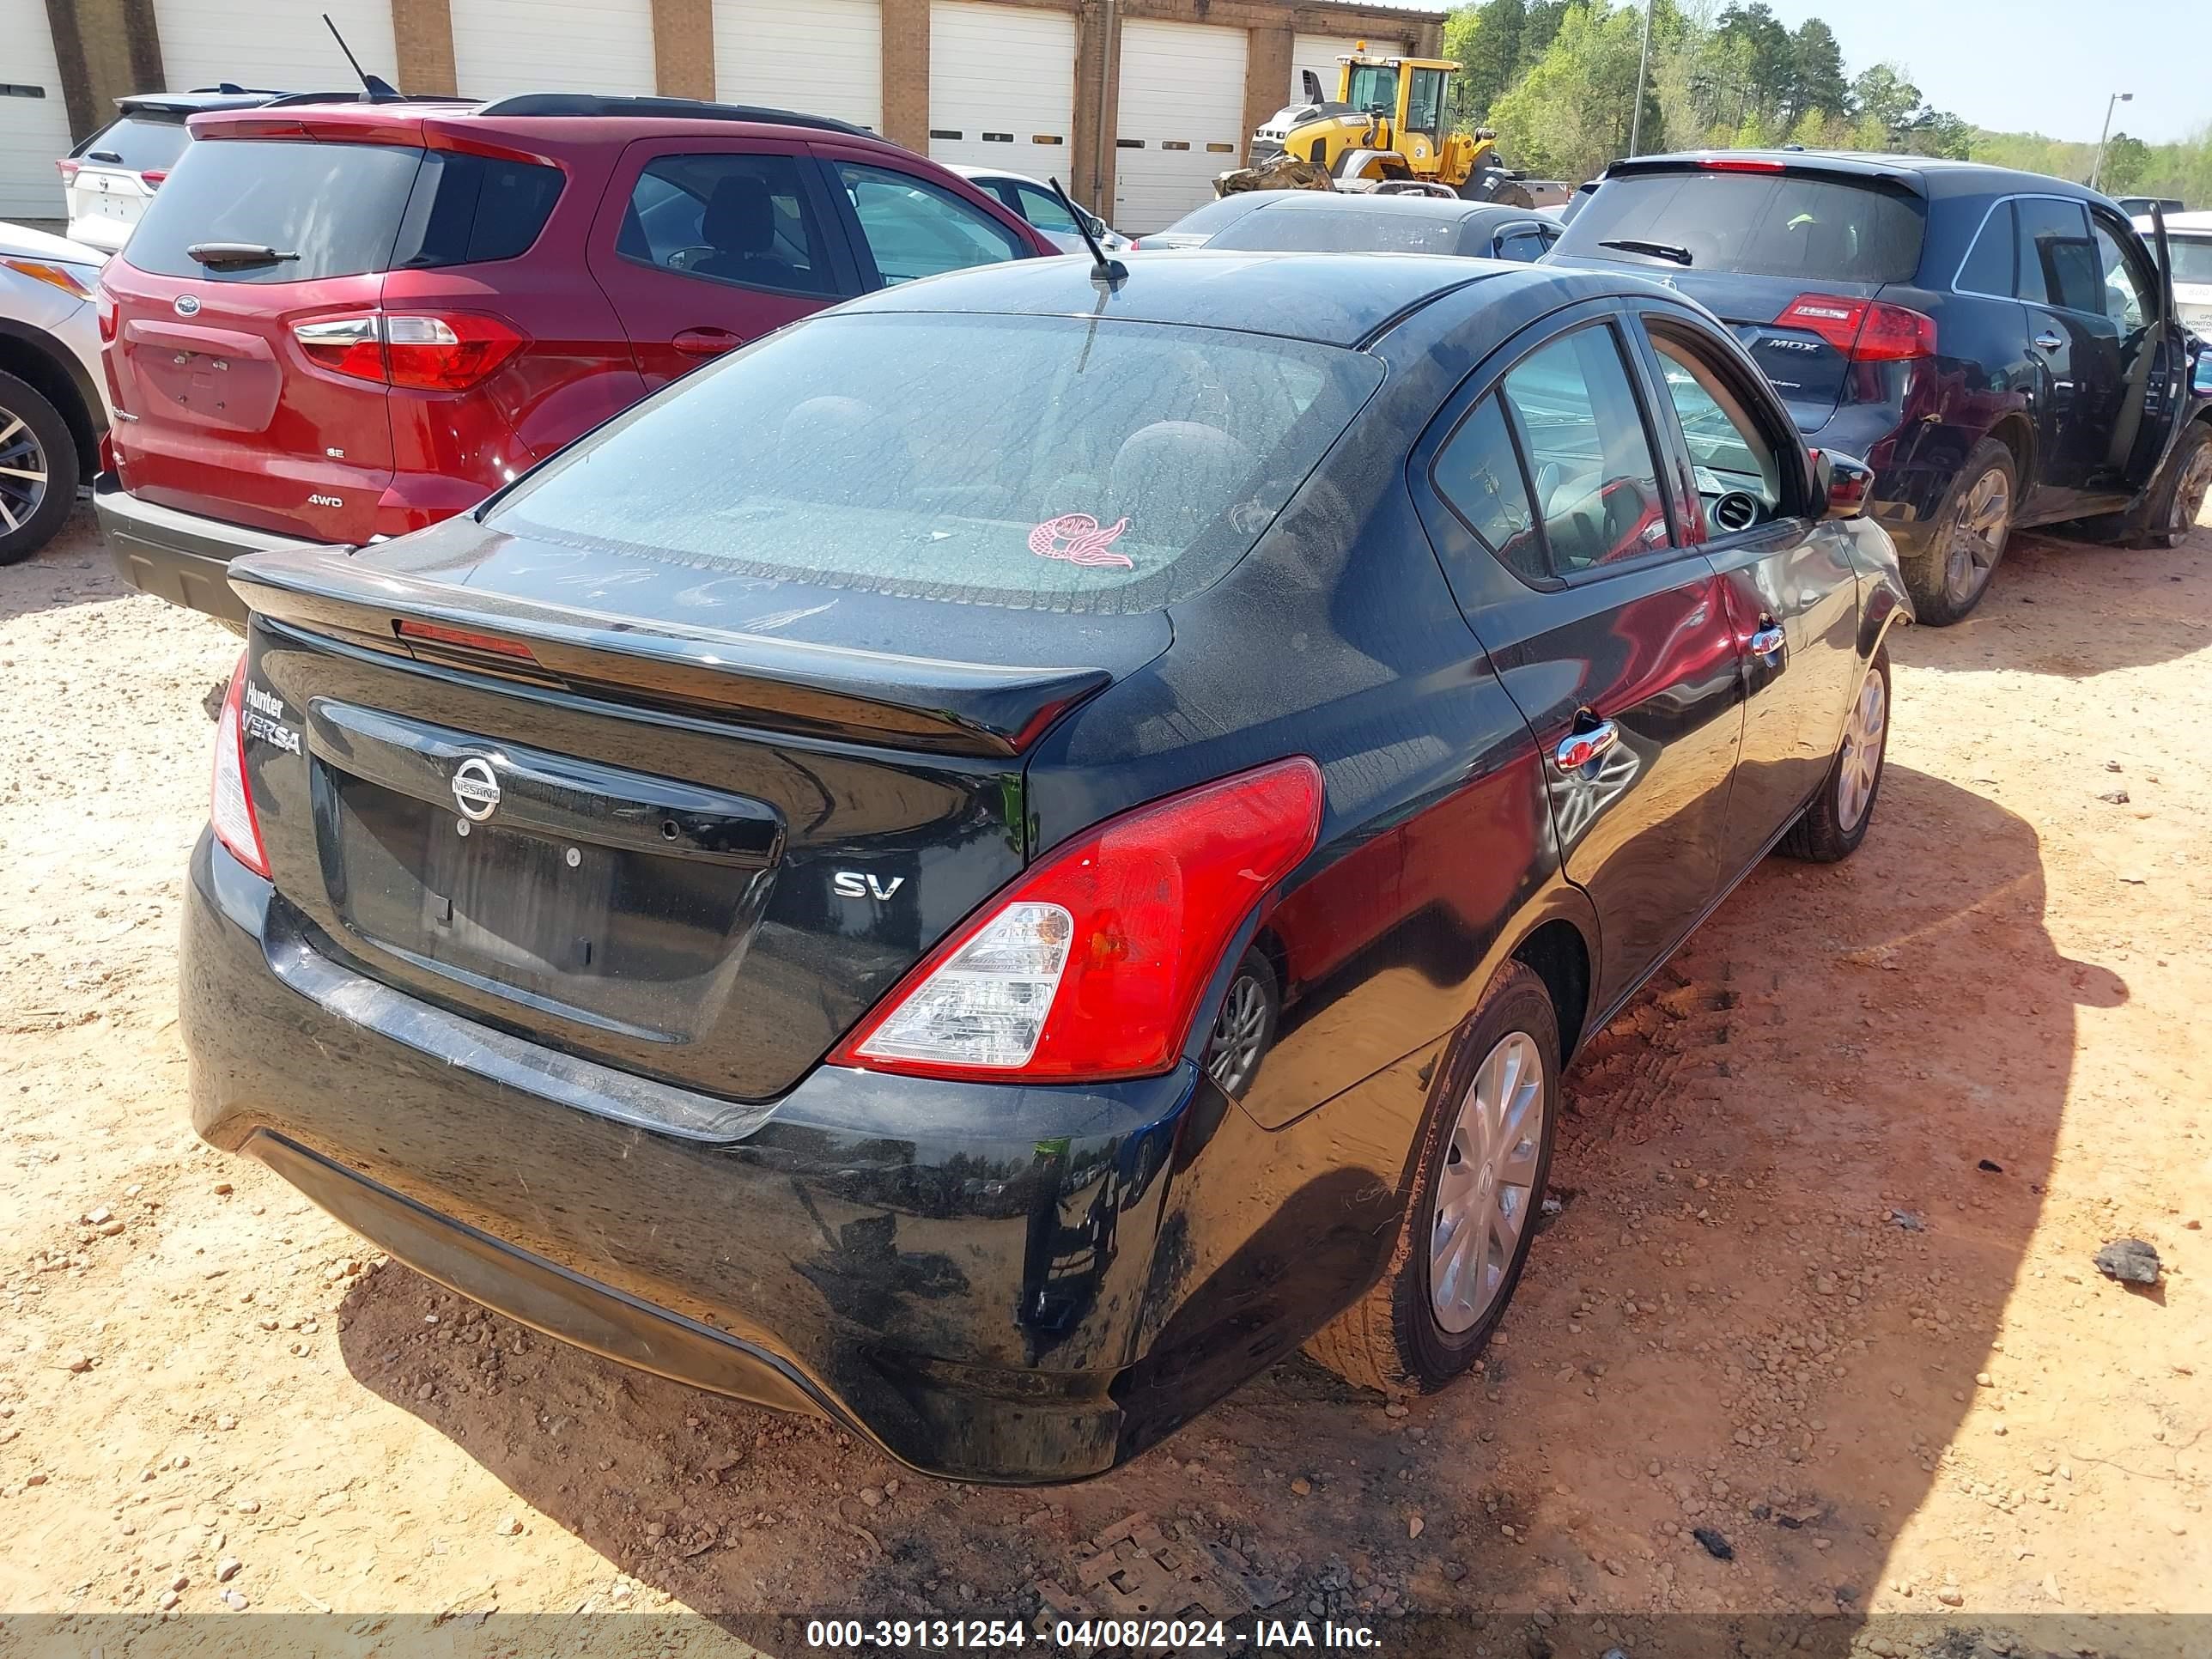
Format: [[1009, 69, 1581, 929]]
[[1550, 152, 2212, 623]]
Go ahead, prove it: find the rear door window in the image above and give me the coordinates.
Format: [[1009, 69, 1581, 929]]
[[616, 152, 836, 295], [833, 162, 1026, 285], [1495, 325, 1672, 574], [2014, 198, 2101, 313], [73, 113, 190, 172], [1010, 182, 1083, 235], [486, 311, 1382, 613], [1492, 225, 1549, 262], [2091, 217, 2155, 331], [1432, 394, 1544, 583], [1553, 168, 1925, 283], [121, 139, 424, 283]]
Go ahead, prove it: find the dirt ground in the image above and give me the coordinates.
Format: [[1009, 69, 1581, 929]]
[[1, 501, 2207, 1657]]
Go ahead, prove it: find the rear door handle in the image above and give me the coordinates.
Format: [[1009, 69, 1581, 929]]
[[2033, 329, 2064, 351], [1554, 720, 1618, 775], [1748, 623, 1787, 659], [672, 326, 744, 359]]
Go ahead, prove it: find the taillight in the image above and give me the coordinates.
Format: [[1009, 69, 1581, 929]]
[[1775, 294, 1936, 362], [96, 285, 118, 343], [141, 169, 167, 189], [386, 314, 526, 391], [291, 312, 527, 391], [1696, 156, 1784, 173], [830, 757, 1323, 1084], [395, 618, 536, 659], [210, 653, 270, 878], [56, 159, 80, 183]]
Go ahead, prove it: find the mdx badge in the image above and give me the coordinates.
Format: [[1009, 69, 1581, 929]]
[[450, 757, 502, 822], [173, 295, 201, 317]]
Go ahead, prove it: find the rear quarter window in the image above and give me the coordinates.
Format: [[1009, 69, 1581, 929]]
[[1555, 169, 1925, 283], [486, 312, 1383, 614]]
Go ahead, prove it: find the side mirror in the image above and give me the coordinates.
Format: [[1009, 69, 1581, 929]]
[[1812, 449, 1873, 520]]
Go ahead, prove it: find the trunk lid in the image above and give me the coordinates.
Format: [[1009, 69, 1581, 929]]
[[231, 516, 1168, 1103], [103, 134, 427, 544]]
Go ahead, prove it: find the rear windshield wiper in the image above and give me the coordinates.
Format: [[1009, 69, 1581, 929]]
[[185, 242, 300, 270], [1599, 238, 1693, 266]]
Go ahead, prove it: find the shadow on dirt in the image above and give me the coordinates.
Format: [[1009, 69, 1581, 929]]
[[0, 506, 132, 623], [333, 758, 2107, 1651]]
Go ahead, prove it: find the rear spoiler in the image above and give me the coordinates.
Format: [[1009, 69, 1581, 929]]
[[228, 556, 1111, 758]]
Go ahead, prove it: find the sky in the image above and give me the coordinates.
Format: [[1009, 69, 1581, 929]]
[[1754, 0, 2206, 144]]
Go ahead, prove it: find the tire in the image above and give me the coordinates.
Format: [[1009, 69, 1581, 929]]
[[1780, 647, 1891, 863], [1202, 947, 1279, 1100], [1902, 438, 2016, 626], [2134, 420, 2212, 550], [1304, 959, 1559, 1394], [0, 368, 80, 566]]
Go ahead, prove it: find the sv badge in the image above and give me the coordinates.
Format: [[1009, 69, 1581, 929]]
[[832, 872, 905, 901]]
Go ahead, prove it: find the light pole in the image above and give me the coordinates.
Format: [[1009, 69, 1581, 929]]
[[2089, 90, 2132, 191], [1629, 0, 1655, 157]]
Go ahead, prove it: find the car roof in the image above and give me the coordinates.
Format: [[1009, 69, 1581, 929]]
[[1604, 149, 2120, 205], [1243, 191, 1531, 223], [114, 87, 297, 115], [834, 248, 1526, 347]]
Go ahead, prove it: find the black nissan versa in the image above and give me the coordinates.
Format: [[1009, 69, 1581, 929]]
[[183, 251, 1909, 1483], [1549, 153, 2212, 623]]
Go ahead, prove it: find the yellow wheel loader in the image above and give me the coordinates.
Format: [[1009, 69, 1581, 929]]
[[1218, 49, 1534, 207]]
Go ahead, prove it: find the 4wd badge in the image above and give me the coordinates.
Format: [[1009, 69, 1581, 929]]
[[450, 757, 501, 822]]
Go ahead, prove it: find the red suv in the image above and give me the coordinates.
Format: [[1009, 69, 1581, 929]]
[[94, 94, 1055, 626]]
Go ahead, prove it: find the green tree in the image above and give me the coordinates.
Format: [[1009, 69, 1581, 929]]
[[1784, 18, 1847, 121], [1715, 3, 1793, 113], [2099, 132, 2152, 193], [1849, 63, 1922, 138], [1444, 0, 1528, 128], [1488, 1, 1658, 180]]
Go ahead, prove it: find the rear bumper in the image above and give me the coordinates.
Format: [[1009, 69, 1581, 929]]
[[95, 474, 328, 629], [182, 830, 1419, 1482]]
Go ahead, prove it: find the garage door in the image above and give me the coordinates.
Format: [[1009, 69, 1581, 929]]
[[1290, 33, 1364, 104], [926, 1, 1076, 178], [452, 0, 656, 100], [0, 0, 76, 220], [717, 0, 881, 131], [153, 0, 398, 95], [1113, 19, 1246, 235]]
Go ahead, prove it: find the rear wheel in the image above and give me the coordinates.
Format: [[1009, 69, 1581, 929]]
[[1304, 960, 1559, 1393], [2136, 421, 2212, 550], [1780, 647, 1890, 863], [1905, 439, 2015, 625], [0, 369, 77, 566], [1203, 947, 1279, 1100]]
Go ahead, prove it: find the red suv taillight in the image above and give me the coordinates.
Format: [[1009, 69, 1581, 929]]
[[292, 312, 527, 391], [1775, 293, 1937, 362], [830, 758, 1323, 1085], [96, 285, 118, 343], [211, 653, 270, 879]]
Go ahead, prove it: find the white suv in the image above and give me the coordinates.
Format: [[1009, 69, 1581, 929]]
[[60, 88, 285, 255], [0, 220, 107, 561]]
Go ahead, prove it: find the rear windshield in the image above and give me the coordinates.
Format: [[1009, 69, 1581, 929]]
[[74, 114, 191, 173], [1208, 208, 1463, 256], [486, 313, 1382, 613], [1554, 168, 1925, 283], [2170, 234, 2212, 286], [124, 139, 562, 283]]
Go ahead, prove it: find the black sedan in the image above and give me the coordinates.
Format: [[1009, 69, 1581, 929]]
[[1140, 189, 1560, 261], [183, 251, 1909, 1483]]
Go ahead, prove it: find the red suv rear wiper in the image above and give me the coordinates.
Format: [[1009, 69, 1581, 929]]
[[186, 242, 299, 270]]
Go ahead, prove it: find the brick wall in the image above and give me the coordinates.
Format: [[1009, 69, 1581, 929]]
[[44, 0, 163, 142], [391, 0, 457, 96], [651, 0, 715, 101], [882, 0, 933, 150]]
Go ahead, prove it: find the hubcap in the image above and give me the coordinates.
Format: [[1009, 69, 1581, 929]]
[[1204, 972, 1269, 1096], [1942, 466, 2010, 607], [1430, 1031, 1547, 1334], [2173, 444, 2212, 537], [0, 409, 50, 536], [1837, 664, 1887, 832]]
